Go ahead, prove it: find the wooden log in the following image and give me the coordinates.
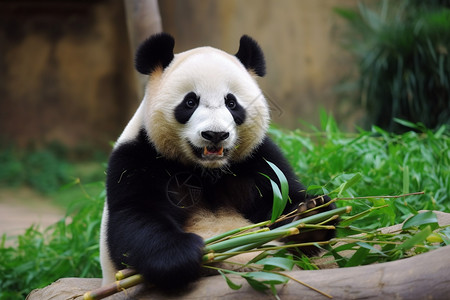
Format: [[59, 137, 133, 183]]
[[27, 245, 450, 300]]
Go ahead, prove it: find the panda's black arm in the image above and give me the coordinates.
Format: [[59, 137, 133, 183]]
[[105, 139, 204, 291], [105, 204, 204, 291]]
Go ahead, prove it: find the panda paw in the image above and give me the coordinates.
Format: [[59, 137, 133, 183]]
[[140, 232, 204, 292], [285, 194, 337, 256], [294, 194, 334, 221]]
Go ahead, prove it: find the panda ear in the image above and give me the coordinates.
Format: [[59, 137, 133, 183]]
[[235, 35, 266, 77], [135, 33, 175, 75]]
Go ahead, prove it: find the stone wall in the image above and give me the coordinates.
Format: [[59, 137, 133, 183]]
[[0, 0, 361, 150], [0, 0, 137, 150], [159, 0, 361, 129]]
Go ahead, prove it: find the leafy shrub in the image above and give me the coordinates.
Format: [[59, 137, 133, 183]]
[[335, 0, 450, 132], [269, 113, 450, 226], [0, 182, 104, 300], [0, 145, 70, 194]]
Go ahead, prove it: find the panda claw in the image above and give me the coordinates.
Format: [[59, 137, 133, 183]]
[[298, 202, 306, 213], [316, 195, 325, 205], [307, 199, 316, 209]]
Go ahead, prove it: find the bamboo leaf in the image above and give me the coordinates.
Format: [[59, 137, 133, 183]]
[[439, 227, 450, 245], [331, 173, 362, 197], [265, 160, 289, 202], [402, 211, 439, 230], [244, 277, 270, 291], [263, 159, 290, 222], [269, 178, 284, 223], [356, 242, 387, 257], [244, 272, 289, 285], [396, 226, 432, 251], [344, 245, 371, 267], [218, 270, 242, 290], [339, 205, 389, 227], [254, 257, 295, 271], [393, 118, 421, 130]]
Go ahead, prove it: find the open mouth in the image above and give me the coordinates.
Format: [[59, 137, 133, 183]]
[[203, 145, 224, 157], [189, 142, 228, 160]]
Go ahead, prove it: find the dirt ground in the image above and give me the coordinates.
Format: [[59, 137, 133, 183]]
[[0, 188, 63, 238]]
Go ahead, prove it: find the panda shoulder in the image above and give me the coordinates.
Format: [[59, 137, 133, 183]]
[[109, 129, 157, 170], [244, 136, 296, 178], [254, 136, 286, 161]]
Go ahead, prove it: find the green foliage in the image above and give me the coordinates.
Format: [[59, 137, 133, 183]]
[[335, 0, 450, 132], [1, 114, 449, 298], [0, 146, 70, 194], [270, 113, 450, 228], [327, 210, 450, 269], [0, 141, 107, 194], [0, 182, 104, 300], [260, 159, 290, 222]]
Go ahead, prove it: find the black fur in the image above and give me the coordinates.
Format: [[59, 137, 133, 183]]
[[106, 130, 335, 291], [225, 93, 246, 125], [235, 35, 266, 77], [135, 33, 175, 75], [174, 92, 200, 124]]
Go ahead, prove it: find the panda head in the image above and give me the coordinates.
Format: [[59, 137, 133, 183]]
[[136, 33, 269, 169]]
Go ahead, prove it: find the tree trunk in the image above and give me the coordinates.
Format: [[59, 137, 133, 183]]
[[27, 245, 450, 300]]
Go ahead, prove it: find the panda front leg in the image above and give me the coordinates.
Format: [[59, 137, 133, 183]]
[[103, 205, 204, 291]]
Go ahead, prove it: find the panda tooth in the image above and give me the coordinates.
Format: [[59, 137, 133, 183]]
[[202, 146, 224, 157]]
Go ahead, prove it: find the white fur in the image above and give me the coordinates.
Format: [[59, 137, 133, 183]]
[[114, 101, 145, 147], [143, 47, 270, 168], [99, 203, 117, 284]]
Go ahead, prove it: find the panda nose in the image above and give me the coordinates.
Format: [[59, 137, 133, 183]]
[[201, 131, 229, 144]]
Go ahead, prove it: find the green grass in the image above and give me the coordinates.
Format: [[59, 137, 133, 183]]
[[0, 114, 449, 299], [0, 182, 105, 300], [0, 141, 106, 196], [270, 112, 449, 228]]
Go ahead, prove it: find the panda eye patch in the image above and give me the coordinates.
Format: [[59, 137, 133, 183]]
[[225, 94, 237, 110], [184, 92, 199, 109], [175, 92, 200, 124], [224, 93, 246, 125]]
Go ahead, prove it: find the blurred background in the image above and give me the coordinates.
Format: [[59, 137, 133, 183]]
[[0, 0, 449, 232]]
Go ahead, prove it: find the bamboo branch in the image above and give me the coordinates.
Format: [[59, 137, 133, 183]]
[[84, 206, 351, 299], [335, 191, 425, 201], [83, 274, 144, 300]]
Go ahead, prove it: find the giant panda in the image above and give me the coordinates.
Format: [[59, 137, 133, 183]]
[[100, 33, 336, 291]]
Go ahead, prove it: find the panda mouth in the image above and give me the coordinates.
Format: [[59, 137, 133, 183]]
[[203, 146, 224, 158], [189, 143, 228, 160]]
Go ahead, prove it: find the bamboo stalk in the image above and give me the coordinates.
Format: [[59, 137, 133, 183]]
[[83, 274, 144, 300], [204, 220, 270, 244], [276, 206, 351, 231], [85, 205, 351, 298], [204, 206, 349, 254], [204, 227, 300, 253], [115, 268, 137, 281], [339, 204, 389, 226], [203, 241, 266, 263], [335, 191, 425, 201]]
